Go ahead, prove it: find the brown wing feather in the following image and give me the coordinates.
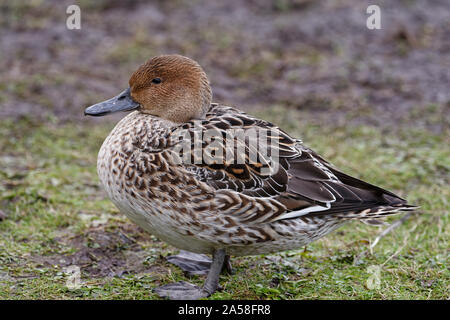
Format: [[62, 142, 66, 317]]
[[171, 104, 295, 199], [169, 104, 414, 222]]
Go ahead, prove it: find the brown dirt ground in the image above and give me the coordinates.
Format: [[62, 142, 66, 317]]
[[1, 0, 449, 132], [30, 224, 174, 281]]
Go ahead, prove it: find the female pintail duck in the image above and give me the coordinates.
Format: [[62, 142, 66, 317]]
[[85, 54, 416, 299]]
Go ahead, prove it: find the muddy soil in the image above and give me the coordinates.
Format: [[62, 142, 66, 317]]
[[32, 223, 168, 278]]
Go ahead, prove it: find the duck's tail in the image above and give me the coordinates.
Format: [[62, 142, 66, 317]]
[[333, 202, 419, 225], [303, 153, 420, 225]]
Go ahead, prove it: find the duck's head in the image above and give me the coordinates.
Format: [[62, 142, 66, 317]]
[[85, 54, 212, 123]]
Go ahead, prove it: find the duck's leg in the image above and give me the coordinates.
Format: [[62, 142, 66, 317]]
[[223, 254, 233, 274], [154, 249, 226, 300], [203, 249, 226, 295]]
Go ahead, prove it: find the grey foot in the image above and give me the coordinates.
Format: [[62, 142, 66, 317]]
[[167, 250, 212, 276], [154, 281, 210, 300], [157, 249, 226, 300]]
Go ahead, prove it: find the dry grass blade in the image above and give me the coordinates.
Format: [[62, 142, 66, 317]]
[[353, 212, 413, 265], [369, 212, 413, 252]]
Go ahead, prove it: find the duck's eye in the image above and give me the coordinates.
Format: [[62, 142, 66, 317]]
[[151, 78, 162, 84]]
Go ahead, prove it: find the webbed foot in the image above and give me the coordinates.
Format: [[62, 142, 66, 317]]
[[154, 281, 209, 300], [155, 249, 227, 300], [166, 250, 211, 276], [167, 250, 233, 275]]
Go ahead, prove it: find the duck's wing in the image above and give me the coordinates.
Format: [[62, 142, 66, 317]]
[[170, 104, 297, 197], [168, 104, 415, 223]]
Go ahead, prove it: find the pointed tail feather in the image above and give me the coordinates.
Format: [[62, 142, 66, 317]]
[[334, 203, 419, 222]]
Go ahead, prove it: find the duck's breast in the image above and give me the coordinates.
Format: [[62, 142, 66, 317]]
[[96, 112, 219, 253]]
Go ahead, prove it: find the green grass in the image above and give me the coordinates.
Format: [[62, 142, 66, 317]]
[[0, 109, 448, 300]]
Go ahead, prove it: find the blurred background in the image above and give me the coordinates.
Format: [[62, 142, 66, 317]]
[[1, 0, 449, 130], [0, 0, 448, 299]]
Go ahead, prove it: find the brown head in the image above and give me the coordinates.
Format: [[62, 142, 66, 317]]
[[85, 55, 212, 123]]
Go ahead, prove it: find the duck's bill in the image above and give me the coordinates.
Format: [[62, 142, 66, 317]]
[[84, 88, 140, 116]]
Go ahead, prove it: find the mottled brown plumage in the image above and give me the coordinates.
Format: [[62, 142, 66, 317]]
[[86, 54, 416, 298]]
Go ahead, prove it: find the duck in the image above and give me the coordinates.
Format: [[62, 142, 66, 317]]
[[85, 54, 416, 299]]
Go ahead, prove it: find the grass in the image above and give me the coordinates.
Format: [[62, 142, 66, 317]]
[[0, 108, 448, 300]]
